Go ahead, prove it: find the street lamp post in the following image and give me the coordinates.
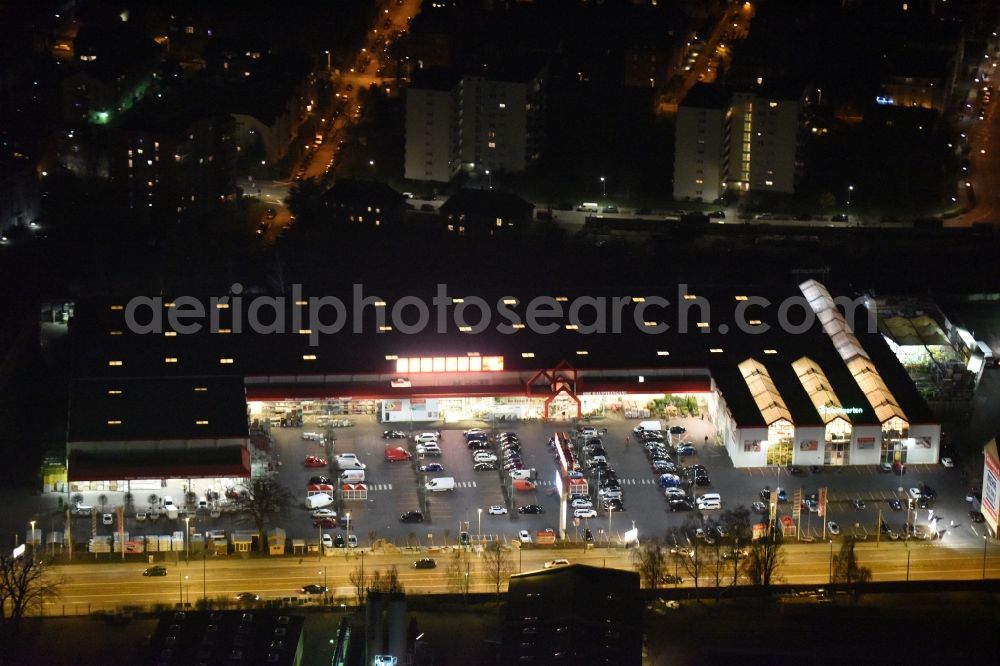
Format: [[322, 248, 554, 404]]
[[828, 539, 834, 584], [485, 170, 492, 190], [325, 50, 331, 72], [29, 520, 35, 557], [983, 535, 989, 580], [477, 508, 482, 541], [608, 507, 614, 544], [600, 176, 606, 197], [846, 185, 854, 223], [185, 576, 190, 607], [184, 516, 191, 563]]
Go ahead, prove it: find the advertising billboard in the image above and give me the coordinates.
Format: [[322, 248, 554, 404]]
[[982, 440, 999, 536], [799, 440, 819, 452], [818, 487, 828, 518]]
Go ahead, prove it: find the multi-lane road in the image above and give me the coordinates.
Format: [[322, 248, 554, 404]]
[[41, 540, 1000, 615]]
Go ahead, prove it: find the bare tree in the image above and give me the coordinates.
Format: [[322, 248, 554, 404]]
[[240, 478, 294, 552], [720, 506, 753, 590], [0, 555, 61, 628], [480, 541, 515, 604], [832, 537, 872, 595], [631, 538, 667, 589], [746, 524, 784, 592], [446, 548, 473, 601], [368, 565, 405, 595], [349, 565, 370, 606]]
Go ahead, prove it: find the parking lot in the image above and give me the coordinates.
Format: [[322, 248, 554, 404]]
[[46, 410, 987, 555]]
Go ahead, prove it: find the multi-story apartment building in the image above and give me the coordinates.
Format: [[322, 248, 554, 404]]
[[673, 84, 730, 201], [673, 83, 801, 201], [404, 66, 544, 183], [404, 69, 461, 183]]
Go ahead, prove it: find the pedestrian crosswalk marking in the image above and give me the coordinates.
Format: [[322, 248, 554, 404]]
[[367, 483, 393, 491]]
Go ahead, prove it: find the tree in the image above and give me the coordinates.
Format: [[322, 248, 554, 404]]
[[240, 478, 294, 553], [349, 564, 369, 606], [831, 537, 872, 595], [746, 524, 784, 592], [720, 506, 753, 591], [446, 548, 473, 601], [481, 542, 515, 604], [631, 538, 667, 589], [0, 555, 61, 628], [367, 566, 405, 595], [284, 177, 325, 227]]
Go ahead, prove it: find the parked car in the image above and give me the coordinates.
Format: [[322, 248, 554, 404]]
[[382, 430, 406, 439], [827, 521, 841, 535], [941, 457, 955, 468], [518, 505, 544, 514], [544, 559, 570, 569], [518, 530, 532, 544], [412, 558, 437, 569], [488, 505, 507, 515], [312, 508, 337, 519], [888, 498, 903, 511], [314, 517, 338, 529], [669, 425, 686, 434], [143, 565, 168, 577], [571, 499, 593, 510], [879, 462, 893, 473], [309, 476, 331, 485], [418, 463, 445, 473], [304, 456, 328, 468], [400, 511, 424, 523], [474, 462, 498, 471], [416, 442, 442, 456], [853, 499, 866, 510]]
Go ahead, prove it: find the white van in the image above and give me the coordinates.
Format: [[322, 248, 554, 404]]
[[335, 453, 366, 470], [340, 469, 365, 483], [304, 493, 333, 509], [697, 493, 721, 504], [638, 420, 663, 433], [425, 477, 456, 493], [510, 468, 535, 480]]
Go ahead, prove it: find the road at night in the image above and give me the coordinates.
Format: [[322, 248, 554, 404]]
[[41, 541, 999, 614]]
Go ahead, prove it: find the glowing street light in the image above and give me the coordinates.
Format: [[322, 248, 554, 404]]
[[600, 176, 606, 197]]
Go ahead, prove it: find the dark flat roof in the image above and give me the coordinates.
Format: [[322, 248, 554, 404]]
[[68, 376, 249, 442], [68, 282, 935, 427]]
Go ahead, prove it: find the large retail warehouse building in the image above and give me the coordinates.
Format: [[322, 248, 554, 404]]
[[66, 280, 939, 486]]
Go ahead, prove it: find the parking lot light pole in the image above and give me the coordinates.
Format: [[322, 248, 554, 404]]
[[184, 516, 191, 563], [29, 520, 35, 557], [477, 508, 482, 541], [600, 176, 606, 197]]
